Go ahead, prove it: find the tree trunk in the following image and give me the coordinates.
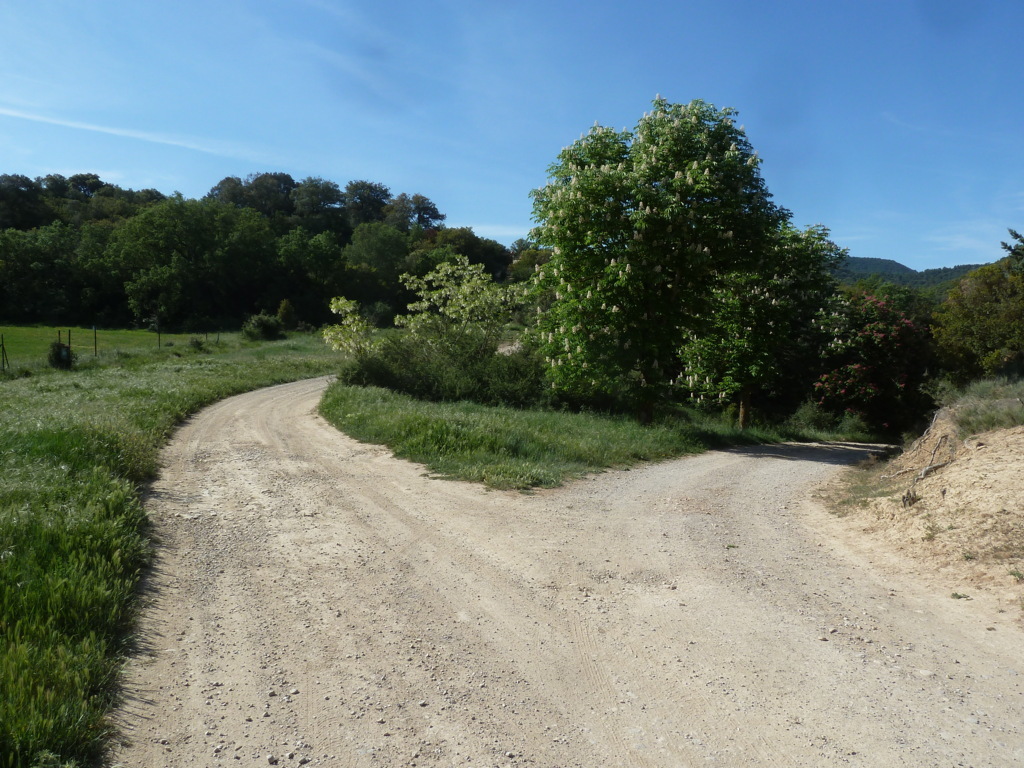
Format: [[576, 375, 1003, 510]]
[[738, 387, 752, 430], [636, 399, 654, 425]]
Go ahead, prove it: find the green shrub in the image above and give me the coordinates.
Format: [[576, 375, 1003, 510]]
[[837, 411, 872, 440], [339, 334, 545, 408], [326, 257, 540, 408], [276, 299, 298, 330], [362, 300, 394, 327], [785, 399, 837, 432], [483, 348, 549, 408], [242, 312, 285, 341], [921, 376, 1024, 436], [46, 342, 76, 370]]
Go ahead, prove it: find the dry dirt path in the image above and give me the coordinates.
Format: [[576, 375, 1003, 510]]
[[114, 377, 1024, 767]]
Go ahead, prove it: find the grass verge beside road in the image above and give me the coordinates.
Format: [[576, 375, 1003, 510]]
[[319, 383, 850, 490], [0, 333, 337, 768]]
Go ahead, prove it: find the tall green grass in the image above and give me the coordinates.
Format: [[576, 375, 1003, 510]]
[[0, 332, 338, 768], [939, 377, 1024, 436], [319, 384, 838, 489]]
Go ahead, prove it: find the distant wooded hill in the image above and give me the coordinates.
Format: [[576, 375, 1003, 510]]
[[834, 256, 984, 292]]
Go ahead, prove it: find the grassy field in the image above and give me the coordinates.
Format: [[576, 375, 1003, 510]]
[[0, 325, 222, 374], [0, 331, 339, 768]]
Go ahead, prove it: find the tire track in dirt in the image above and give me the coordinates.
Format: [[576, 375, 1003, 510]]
[[114, 378, 1024, 767]]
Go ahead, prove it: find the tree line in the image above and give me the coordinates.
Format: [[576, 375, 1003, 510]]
[[0, 171, 510, 330], [3, 100, 1021, 434]]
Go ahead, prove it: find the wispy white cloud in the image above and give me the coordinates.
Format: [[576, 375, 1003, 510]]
[[925, 218, 1005, 262], [881, 111, 929, 133], [304, 43, 399, 106], [292, 0, 387, 43], [0, 106, 287, 165], [881, 111, 963, 143], [926, 231, 992, 253]]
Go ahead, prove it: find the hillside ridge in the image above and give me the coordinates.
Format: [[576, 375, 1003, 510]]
[[834, 255, 986, 291]]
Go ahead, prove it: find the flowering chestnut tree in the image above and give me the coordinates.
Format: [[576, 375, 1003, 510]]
[[529, 98, 786, 415], [679, 224, 845, 427]]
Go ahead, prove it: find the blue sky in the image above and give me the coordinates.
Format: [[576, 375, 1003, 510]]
[[1, 0, 1020, 269]]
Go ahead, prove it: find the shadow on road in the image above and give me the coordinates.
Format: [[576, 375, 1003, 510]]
[[722, 441, 893, 467]]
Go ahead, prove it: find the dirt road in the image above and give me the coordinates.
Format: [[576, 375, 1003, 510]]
[[114, 378, 1024, 767]]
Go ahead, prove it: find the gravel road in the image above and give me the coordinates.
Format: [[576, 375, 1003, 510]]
[[114, 377, 1024, 767]]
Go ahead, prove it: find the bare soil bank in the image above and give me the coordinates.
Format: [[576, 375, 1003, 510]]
[[114, 378, 1024, 767], [833, 408, 1024, 625]]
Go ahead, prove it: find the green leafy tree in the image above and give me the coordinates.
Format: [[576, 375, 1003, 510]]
[[383, 192, 446, 233], [343, 180, 392, 228], [507, 242, 551, 283], [206, 172, 296, 217], [76, 219, 133, 325], [244, 172, 297, 218], [323, 297, 377, 355], [342, 222, 410, 305], [846, 275, 938, 329], [0, 174, 52, 229], [40, 174, 165, 228], [398, 255, 523, 355], [408, 226, 510, 279], [1001, 228, 1024, 269], [324, 256, 520, 356], [207, 175, 248, 207], [104, 196, 277, 328], [276, 298, 298, 330], [0, 222, 80, 321], [68, 173, 105, 199], [275, 227, 349, 322], [680, 224, 845, 427], [530, 97, 786, 415], [289, 176, 347, 236], [933, 256, 1024, 379], [410, 193, 446, 230]]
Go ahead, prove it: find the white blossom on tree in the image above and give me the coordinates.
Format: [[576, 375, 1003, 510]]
[[530, 98, 786, 414]]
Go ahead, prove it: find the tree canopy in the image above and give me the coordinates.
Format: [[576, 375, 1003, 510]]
[[530, 98, 791, 414], [933, 253, 1024, 379], [680, 223, 845, 425], [0, 169, 475, 330]]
